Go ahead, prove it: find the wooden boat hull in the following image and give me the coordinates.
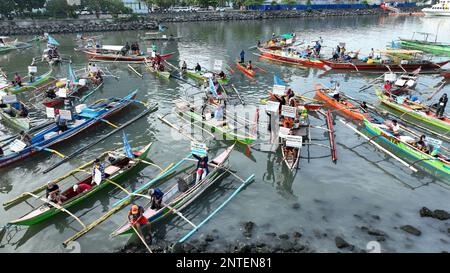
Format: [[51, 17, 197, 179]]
[[236, 62, 256, 77], [441, 70, 450, 79], [9, 144, 152, 226], [0, 91, 138, 169], [376, 90, 450, 132], [314, 85, 367, 121], [42, 85, 89, 107], [321, 59, 449, 71], [399, 39, 450, 56], [5, 70, 54, 94], [185, 70, 230, 85], [258, 48, 325, 68], [111, 145, 234, 236], [81, 50, 173, 63], [363, 119, 450, 177]]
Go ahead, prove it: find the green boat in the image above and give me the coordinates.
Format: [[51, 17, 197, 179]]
[[145, 63, 171, 79], [111, 144, 234, 236], [174, 99, 256, 145], [7, 143, 153, 226], [398, 32, 450, 56], [5, 69, 54, 94], [376, 89, 450, 132], [184, 69, 230, 86], [363, 118, 450, 178], [0, 103, 30, 131]]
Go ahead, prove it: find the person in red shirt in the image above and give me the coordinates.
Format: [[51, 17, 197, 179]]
[[383, 81, 392, 94], [73, 183, 92, 194]]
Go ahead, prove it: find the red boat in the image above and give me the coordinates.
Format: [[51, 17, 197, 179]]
[[441, 70, 450, 79], [42, 83, 89, 107], [81, 45, 173, 63], [236, 61, 256, 77], [257, 48, 325, 69], [321, 59, 449, 71]]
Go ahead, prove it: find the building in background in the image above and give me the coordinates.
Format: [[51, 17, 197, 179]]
[[122, 0, 149, 13]]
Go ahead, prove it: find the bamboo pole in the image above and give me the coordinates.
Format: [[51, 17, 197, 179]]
[[131, 224, 152, 253]]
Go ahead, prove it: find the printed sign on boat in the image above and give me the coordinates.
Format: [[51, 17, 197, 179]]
[[281, 105, 297, 118], [59, 109, 72, 121], [191, 141, 207, 157], [1, 94, 18, 104], [266, 101, 280, 112], [273, 84, 285, 96], [285, 135, 303, 148], [28, 66, 37, 73], [46, 107, 55, 118]]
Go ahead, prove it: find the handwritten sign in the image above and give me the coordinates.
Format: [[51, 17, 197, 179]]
[[59, 109, 72, 121], [285, 135, 303, 148], [278, 127, 291, 139], [266, 101, 280, 113], [213, 60, 223, 71], [1, 94, 17, 104], [28, 66, 37, 73], [281, 105, 297, 118], [46, 107, 55, 118], [191, 141, 207, 157], [272, 84, 286, 96], [57, 88, 67, 98]]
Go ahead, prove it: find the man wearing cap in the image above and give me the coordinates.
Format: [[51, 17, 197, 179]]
[[148, 188, 164, 210], [128, 204, 148, 239], [46, 182, 67, 205]]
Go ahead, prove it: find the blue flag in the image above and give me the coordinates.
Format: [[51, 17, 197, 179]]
[[122, 131, 134, 159], [158, 24, 167, 32], [209, 78, 218, 98], [68, 64, 76, 83], [274, 75, 285, 86], [47, 35, 60, 46]]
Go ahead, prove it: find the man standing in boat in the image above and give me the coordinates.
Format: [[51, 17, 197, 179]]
[[240, 50, 245, 63], [435, 93, 447, 118], [193, 148, 209, 183]]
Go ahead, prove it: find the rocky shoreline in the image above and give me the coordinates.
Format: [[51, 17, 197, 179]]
[[0, 8, 422, 36], [116, 206, 450, 253]]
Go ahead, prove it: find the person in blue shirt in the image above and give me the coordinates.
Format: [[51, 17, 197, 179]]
[[240, 50, 245, 63], [148, 188, 164, 210]]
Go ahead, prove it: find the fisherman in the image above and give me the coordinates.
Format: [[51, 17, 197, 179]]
[[46, 182, 67, 205], [46, 86, 57, 99], [305, 45, 312, 57], [193, 150, 209, 183], [151, 43, 157, 53], [128, 204, 148, 239], [360, 101, 368, 113], [414, 135, 427, 151], [286, 88, 295, 100], [148, 188, 164, 210], [181, 60, 187, 72], [383, 80, 392, 94], [19, 131, 32, 146], [18, 102, 28, 118], [240, 50, 245, 63], [368, 48, 375, 59], [246, 60, 253, 70], [73, 183, 92, 194], [218, 70, 226, 79], [55, 113, 68, 133], [123, 42, 130, 55], [331, 82, 341, 101], [91, 158, 105, 185], [385, 119, 400, 136], [314, 40, 322, 56], [194, 63, 201, 72], [435, 93, 447, 118], [14, 73, 22, 87]]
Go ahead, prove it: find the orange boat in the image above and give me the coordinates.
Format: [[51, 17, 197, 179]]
[[314, 84, 368, 121], [236, 61, 256, 77]]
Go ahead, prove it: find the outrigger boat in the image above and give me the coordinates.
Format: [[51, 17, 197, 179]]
[[0, 100, 31, 131], [376, 89, 450, 132], [6, 142, 153, 226], [321, 58, 449, 71], [397, 32, 450, 56], [236, 61, 256, 77], [171, 98, 257, 145], [315, 84, 369, 121], [81, 45, 174, 64], [111, 144, 235, 236], [0, 90, 138, 169], [1, 69, 55, 94], [257, 33, 298, 50], [256, 48, 325, 68], [184, 69, 230, 85], [362, 116, 450, 178], [144, 61, 171, 79], [0, 36, 32, 54]]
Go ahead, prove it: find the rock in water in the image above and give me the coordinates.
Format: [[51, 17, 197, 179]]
[[400, 225, 422, 236], [335, 236, 351, 249], [419, 207, 433, 217], [433, 210, 450, 221]]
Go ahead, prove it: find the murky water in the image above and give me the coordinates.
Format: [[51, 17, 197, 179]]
[[0, 15, 449, 253]]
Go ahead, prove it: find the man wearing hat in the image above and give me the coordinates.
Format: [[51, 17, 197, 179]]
[[128, 204, 148, 239]]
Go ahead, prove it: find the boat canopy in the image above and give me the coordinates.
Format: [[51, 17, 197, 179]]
[[280, 33, 294, 39], [101, 45, 124, 51]]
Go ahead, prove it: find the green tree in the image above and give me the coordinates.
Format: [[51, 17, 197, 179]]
[[46, 0, 76, 17], [0, 0, 15, 17], [14, 0, 46, 13], [281, 0, 297, 4]]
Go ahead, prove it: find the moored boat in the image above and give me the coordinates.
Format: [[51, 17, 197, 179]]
[[320, 58, 449, 71], [81, 45, 173, 63], [376, 89, 450, 132], [257, 48, 325, 68], [0, 102, 31, 131], [7, 142, 153, 226], [184, 69, 230, 85], [314, 84, 369, 121], [111, 144, 235, 236], [235, 61, 256, 77], [3, 69, 54, 94], [0, 90, 138, 169]]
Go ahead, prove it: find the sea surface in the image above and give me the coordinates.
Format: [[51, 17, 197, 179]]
[[0, 15, 449, 253]]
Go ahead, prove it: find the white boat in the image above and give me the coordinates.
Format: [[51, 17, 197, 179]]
[[422, 0, 450, 16]]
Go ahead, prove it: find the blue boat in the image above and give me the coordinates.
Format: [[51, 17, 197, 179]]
[[0, 90, 138, 169]]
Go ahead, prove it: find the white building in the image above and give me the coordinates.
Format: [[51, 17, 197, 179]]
[[122, 0, 149, 13]]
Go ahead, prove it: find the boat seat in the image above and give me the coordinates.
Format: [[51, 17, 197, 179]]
[[105, 165, 120, 175]]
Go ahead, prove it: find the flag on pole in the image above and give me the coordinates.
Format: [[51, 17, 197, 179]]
[[209, 78, 218, 98], [274, 75, 285, 86], [68, 64, 76, 83], [122, 131, 134, 158], [47, 35, 60, 46]]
